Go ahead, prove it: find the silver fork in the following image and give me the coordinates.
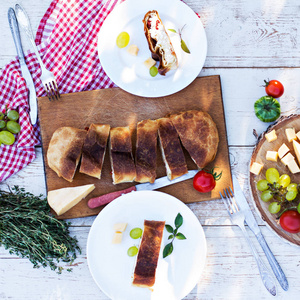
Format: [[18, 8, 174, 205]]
[[220, 188, 277, 297], [15, 4, 60, 101]]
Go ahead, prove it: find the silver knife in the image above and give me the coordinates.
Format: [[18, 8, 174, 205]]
[[232, 175, 289, 291], [88, 170, 199, 209], [8, 8, 37, 125]]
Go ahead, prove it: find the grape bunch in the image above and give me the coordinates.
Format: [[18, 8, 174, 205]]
[[257, 167, 299, 214], [0, 109, 21, 146]]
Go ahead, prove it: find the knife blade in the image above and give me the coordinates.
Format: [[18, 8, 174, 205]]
[[8, 8, 37, 125], [87, 169, 199, 209], [232, 175, 289, 291]]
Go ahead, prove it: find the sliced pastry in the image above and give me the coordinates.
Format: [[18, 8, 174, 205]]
[[135, 119, 158, 183], [47, 126, 86, 182], [109, 126, 136, 184], [142, 10, 178, 75], [170, 110, 219, 169], [132, 220, 165, 289], [157, 117, 188, 180], [79, 123, 110, 179]]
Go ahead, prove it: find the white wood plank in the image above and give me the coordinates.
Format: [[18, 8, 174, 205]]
[[0, 226, 298, 300], [1, 0, 300, 68]]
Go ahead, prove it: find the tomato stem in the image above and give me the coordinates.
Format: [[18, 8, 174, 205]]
[[205, 167, 222, 181]]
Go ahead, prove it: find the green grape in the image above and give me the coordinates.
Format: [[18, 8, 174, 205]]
[[261, 190, 273, 202], [287, 183, 298, 192], [0, 120, 6, 129], [257, 179, 269, 191], [150, 66, 158, 77], [7, 110, 19, 121], [0, 112, 4, 120], [116, 32, 130, 48], [266, 168, 280, 184], [130, 228, 143, 239], [278, 174, 291, 188], [268, 202, 281, 214], [127, 246, 138, 257], [285, 190, 297, 201], [0, 130, 15, 145], [6, 121, 21, 134], [297, 202, 300, 214]]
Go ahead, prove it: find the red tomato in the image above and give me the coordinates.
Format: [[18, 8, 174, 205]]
[[193, 169, 222, 193], [280, 210, 300, 233], [264, 80, 284, 98]]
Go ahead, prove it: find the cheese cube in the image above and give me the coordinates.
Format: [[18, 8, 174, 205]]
[[277, 143, 290, 159], [296, 131, 300, 141], [250, 162, 264, 175], [112, 232, 123, 244], [144, 57, 156, 69], [293, 139, 300, 165], [281, 152, 295, 166], [47, 184, 95, 216], [113, 222, 128, 233], [127, 44, 139, 56], [266, 151, 278, 162], [285, 128, 296, 142], [287, 159, 300, 174], [265, 130, 277, 143]]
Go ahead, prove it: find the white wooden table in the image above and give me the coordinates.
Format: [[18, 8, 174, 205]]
[[0, 0, 299, 299]]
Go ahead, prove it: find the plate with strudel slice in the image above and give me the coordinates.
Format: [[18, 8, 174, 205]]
[[97, 0, 207, 97], [87, 190, 207, 300]]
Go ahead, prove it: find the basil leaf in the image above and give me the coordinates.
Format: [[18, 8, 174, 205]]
[[168, 29, 177, 33], [176, 233, 187, 240], [165, 224, 174, 233], [168, 234, 174, 240], [163, 242, 174, 258], [181, 39, 191, 54], [175, 213, 183, 228]]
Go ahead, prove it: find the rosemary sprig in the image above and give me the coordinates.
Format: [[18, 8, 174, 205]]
[[168, 25, 191, 54], [163, 213, 186, 258], [0, 186, 81, 273]]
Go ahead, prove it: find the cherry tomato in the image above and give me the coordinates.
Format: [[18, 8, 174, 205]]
[[279, 210, 300, 233], [264, 79, 284, 98], [193, 169, 222, 193]]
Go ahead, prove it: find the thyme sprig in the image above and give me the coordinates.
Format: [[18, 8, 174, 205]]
[[0, 186, 81, 273]]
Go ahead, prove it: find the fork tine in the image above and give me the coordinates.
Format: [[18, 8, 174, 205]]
[[52, 80, 60, 98], [220, 190, 232, 214], [49, 81, 59, 100], [43, 83, 52, 101]]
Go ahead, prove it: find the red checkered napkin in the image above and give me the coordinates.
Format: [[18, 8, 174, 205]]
[[0, 0, 121, 182]]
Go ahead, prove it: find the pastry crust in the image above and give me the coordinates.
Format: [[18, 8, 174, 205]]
[[143, 10, 178, 75], [47, 127, 86, 182], [79, 123, 110, 179], [170, 110, 219, 168], [109, 127, 136, 184], [135, 119, 158, 183], [157, 117, 188, 180], [132, 220, 165, 288]]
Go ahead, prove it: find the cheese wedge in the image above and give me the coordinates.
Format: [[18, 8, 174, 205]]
[[127, 44, 139, 56], [112, 232, 123, 244], [144, 57, 156, 69], [113, 222, 127, 232], [281, 152, 295, 166], [47, 184, 95, 216], [266, 151, 278, 162], [277, 143, 290, 159], [293, 140, 300, 165], [285, 128, 296, 142], [287, 159, 300, 174], [250, 162, 263, 175], [265, 130, 277, 143]]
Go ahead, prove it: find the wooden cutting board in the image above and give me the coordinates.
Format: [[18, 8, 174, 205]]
[[38, 75, 232, 219]]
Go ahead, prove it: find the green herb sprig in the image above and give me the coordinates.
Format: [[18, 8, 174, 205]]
[[163, 213, 186, 258], [0, 186, 81, 273], [168, 25, 191, 54]]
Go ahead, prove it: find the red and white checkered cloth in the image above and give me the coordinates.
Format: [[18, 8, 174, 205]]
[[0, 0, 199, 182], [0, 0, 122, 182]]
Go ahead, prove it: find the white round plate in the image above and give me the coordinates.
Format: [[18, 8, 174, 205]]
[[87, 190, 207, 300], [97, 0, 207, 97]]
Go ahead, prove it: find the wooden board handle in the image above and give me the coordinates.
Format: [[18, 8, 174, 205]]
[[87, 186, 137, 209]]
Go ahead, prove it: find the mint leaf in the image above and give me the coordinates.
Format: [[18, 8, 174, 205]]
[[163, 242, 173, 258], [175, 213, 183, 228]]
